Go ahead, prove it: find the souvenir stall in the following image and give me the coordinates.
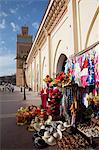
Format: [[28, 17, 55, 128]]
[[15, 44, 98, 149], [15, 71, 98, 149], [63, 43, 99, 143], [64, 44, 99, 107]]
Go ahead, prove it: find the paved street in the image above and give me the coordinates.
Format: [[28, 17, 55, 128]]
[[0, 88, 41, 150], [1, 88, 98, 150], [0, 87, 59, 150]]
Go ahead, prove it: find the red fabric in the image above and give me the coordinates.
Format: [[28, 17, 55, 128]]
[[41, 88, 48, 109], [41, 94, 48, 109], [82, 59, 88, 69], [41, 88, 44, 94]]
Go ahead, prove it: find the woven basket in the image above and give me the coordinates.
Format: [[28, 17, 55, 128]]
[[57, 131, 90, 150]]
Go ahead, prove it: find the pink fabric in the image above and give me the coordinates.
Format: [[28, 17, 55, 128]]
[[81, 76, 88, 87], [78, 56, 82, 68], [94, 55, 99, 83], [80, 67, 88, 87]]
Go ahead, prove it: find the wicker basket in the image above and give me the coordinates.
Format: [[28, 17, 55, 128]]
[[57, 131, 90, 150]]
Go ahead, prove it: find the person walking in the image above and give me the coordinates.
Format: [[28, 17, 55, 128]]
[[11, 84, 14, 92]]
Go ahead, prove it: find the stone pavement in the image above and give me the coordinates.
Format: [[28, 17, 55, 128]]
[[0, 87, 59, 150], [14, 86, 41, 106], [1, 87, 98, 150]]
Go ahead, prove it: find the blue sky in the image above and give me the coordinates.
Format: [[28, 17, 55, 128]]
[[0, 0, 48, 77]]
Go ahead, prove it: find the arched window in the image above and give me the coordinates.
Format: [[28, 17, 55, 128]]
[[56, 54, 67, 75]]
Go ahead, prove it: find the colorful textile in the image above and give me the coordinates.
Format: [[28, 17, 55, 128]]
[[94, 45, 99, 85], [71, 59, 75, 81], [74, 57, 81, 85], [86, 54, 95, 85], [64, 44, 98, 87], [80, 68, 88, 87], [64, 60, 69, 74]]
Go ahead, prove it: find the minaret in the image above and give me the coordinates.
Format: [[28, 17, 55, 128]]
[[16, 26, 32, 86]]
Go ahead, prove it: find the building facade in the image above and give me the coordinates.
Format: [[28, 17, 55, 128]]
[[16, 26, 32, 86], [26, 0, 99, 92]]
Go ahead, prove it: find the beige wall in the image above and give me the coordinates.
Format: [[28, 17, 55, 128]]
[[26, 0, 98, 92], [41, 41, 48, 87], [51, 1, 74, 76], [35, 52, 39, 91], [31, 61, 35, 91], [27, 63, 32, 88], [77, 0, 99, 50], [87, 12, 99, 47]]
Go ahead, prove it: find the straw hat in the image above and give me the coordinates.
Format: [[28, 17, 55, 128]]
[[49, 126, 54, 133], [63, 122, 70, 128], [53, 129, 62, 140], [57, 123, 66, 131], [42, 135, 56, 146], [43, 131, 50, 138], [41, 125, 46, 129]]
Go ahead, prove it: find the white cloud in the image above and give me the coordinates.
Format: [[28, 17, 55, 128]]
[[32, 22, 39, 30], [0, 67, 16, 77], [0, 43, 6, 48], [1, 41, 5, 44], [0, 19, 6, 29], [0, 45, 9, 56], [18, 16, 21, 20], [10, 8, 16, 14], [0, 54, 16, 76], [10, 22, 16, 30], [10, 22, 19, 32], [0, 12, 8, 17]]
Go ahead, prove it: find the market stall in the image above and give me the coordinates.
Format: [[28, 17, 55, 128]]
[[15, 43, 99, 149]]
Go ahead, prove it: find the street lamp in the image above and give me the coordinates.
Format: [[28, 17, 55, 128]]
[[23, 62, 27, 100]]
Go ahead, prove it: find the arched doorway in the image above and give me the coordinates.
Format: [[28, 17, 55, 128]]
[[56, 54, 67, 75]]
